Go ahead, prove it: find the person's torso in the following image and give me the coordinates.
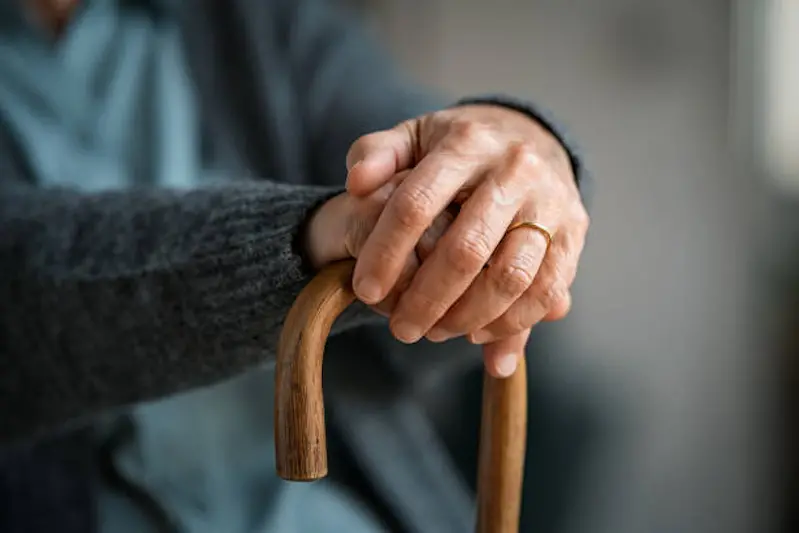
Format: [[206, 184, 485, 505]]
[[0, 2, 380, 532]]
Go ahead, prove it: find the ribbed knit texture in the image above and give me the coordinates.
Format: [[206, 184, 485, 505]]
[[0, 2, 592, 531], [0, 180, 358, 443]]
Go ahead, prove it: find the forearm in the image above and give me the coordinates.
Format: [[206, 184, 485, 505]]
[[0, 180, 375, 442]]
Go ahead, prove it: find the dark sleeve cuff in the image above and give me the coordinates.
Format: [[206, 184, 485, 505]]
[[455, 95, 593, 208], [293, 188, 346, 275]]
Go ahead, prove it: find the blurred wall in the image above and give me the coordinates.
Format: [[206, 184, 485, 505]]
[[362, 1, 771, 532], [761, 0, 799, 191]]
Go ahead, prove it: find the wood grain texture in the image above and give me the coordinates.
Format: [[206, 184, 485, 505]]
[[275, 259, 526, 532], [476, 357, 527, 533], [275, 260, 357, 481]]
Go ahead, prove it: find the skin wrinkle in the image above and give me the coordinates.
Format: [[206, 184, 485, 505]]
[[360, 105, 585, 353], [455, 150, 535, 254], [346, 101, 586, 340], [478, 235, 575, 340], [0, 22, 591, 533], [430, 212, 546, 340], [488, 165, 523, 208], [326, 170, 455, 319]]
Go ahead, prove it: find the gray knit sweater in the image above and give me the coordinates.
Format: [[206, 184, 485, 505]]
[[0, 178, 347, 442], [0, 0, 587, 451]]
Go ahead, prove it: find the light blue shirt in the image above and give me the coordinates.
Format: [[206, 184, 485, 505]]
[[0, 2, 382, 532], [0, 0, 202, 190]]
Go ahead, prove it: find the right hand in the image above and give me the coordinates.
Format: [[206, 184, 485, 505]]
[[305, 172, 452, 317]]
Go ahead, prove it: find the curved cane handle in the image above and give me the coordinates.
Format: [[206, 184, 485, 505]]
[[274, 260, 357, 480], [275, 259, 526, 533]]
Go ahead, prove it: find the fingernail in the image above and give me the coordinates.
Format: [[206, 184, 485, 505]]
[[354, 276, 382, 304], [392, 321, 423, 344], [426, 328, 455, 343], [495, 353, 518, 378], [469, 330, 493, 344]]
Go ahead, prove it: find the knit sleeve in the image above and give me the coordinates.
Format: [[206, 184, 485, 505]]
[[0, 179, 376, 443]]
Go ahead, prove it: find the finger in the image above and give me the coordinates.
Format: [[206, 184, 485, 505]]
[[344, 170, 412, 256], [426, 208, 554, 343], [482, 328, 530, 378], [375, 209, 455, 316], [351, 145, 484, 306], [416, 206, 456, 262], [372, 251, 419, 317], [388, 145, 539, 343], [543, 290, 572, 321], [470, 227, 585, 343], [346, 121, 418, 197]]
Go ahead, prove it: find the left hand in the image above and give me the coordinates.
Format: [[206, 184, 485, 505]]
[[345, 104, 590, 378]]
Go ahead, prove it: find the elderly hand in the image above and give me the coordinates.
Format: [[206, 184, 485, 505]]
[[345, 104, 589, 378], [305, 171, 453, 319]]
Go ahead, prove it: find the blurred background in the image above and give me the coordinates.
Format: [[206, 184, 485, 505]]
[[347, 1, 797, 532], [2, 1, 793, 532]]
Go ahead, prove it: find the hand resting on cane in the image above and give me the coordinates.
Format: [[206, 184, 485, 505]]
[[306, 104, 590, 378], [305, 170, 454, 320]]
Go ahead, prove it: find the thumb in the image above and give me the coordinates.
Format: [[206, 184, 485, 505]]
[[481, 328, 531, 379], [345, 121, 419, 197]]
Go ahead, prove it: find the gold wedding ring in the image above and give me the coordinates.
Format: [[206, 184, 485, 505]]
[[506, 221, 554, 248]]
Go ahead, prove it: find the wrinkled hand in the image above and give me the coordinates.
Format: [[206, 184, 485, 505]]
[[345, 105, 590, 377], [305, 171, 453, 318]]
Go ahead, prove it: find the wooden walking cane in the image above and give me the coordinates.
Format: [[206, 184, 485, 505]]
[[275, 259, 527, 533]]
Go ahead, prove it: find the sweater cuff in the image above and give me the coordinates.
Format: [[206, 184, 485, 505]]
[[455, 95, 592, 206], [189, 183, 382, 349], [189, 183, 336, 331], [292, 188, 346, 276]]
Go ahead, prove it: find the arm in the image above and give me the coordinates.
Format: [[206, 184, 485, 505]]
[[0, 176, 374, 443]]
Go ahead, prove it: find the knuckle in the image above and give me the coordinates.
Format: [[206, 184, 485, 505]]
[[545, 173, 570, 200], [508, 141, 543, 172], [503, 142, 549, 192], [446, 231, 493, 274], [449, 120, 493, 150], [494, 312, 527, 336], [549, 294, 572, 320], [391, 185, 437, 230], [491, 258, 536, 296], [534, 278, 568, 310], [450, 119, 479, 140], [574, 207, 591, 232], [401, 290, 448, 324], [364, 240, 405, 272]]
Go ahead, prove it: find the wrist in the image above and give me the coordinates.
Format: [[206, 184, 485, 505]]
[[304, 192, 350, 270]]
